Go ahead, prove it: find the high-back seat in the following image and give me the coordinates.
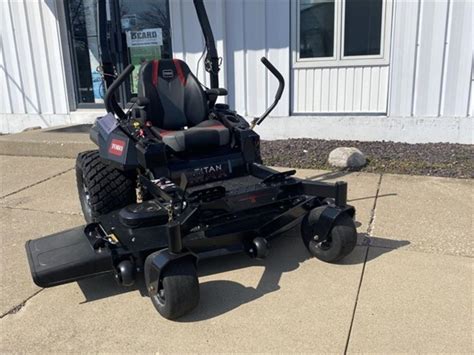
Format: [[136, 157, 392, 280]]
[[138, 59, 229, 152]]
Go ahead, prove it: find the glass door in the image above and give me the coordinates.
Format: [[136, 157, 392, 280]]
[[118, 0, 172, 100], [66, 0, 172, 107]]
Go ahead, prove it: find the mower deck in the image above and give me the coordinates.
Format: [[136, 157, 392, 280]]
[[26, 167, 354, 290]]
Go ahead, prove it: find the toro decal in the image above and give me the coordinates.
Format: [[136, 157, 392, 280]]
[[108, 139, 126, 156]]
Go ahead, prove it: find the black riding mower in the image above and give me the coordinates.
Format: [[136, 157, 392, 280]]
[[25, 0, 357, 320]]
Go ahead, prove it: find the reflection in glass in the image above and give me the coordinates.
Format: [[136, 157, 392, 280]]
[[68, 0, 99, 103], [67, 0, 172, 103], [299, 0, 335, 59], [119, 0, 172, 94], [344, 0, 383, 56]]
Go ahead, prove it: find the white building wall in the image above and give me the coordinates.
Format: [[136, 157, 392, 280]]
[[0, 0, 472, 143], [389, 0, 473, 118], [170, 0, 291, 118], [0, 0, 72, 132], [293, 66, 390, 113]]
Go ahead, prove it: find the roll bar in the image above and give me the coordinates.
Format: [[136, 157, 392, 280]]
[[193, 0, 220, 88], [104, 64, 134, 119]]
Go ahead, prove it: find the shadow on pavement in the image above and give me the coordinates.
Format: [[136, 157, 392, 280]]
[[306, 170, 352, 181], [75, 227, 410, 321]]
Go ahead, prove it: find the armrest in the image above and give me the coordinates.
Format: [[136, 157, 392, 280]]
[[205, 88, 228, 96]]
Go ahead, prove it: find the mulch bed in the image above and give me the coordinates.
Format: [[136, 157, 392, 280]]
[[261, 139, 473, 179]]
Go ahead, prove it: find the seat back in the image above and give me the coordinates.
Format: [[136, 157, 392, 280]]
[[138, 59, 208, 130]]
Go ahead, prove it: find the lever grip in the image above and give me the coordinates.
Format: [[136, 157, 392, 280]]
[[261, 58, 284, 87], [252, 57, 285, 127]]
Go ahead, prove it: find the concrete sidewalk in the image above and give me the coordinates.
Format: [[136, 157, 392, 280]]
[[0, 155, 472, 353]]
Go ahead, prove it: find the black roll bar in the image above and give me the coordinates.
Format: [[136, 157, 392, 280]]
[[104, 64, 134, 119], [193, 0, 220, 88]]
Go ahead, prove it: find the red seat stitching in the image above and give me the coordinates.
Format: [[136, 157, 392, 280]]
[[152, 60, 159, 86]]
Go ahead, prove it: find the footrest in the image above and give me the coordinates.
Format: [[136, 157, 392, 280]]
[[25, 226, 113, 287]]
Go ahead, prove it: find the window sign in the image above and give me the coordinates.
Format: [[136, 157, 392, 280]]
[[126, 28, 163, 93], [126, 28, 163, 48]]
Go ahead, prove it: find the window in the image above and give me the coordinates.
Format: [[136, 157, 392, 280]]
[[294, 0, 391, 67], [343, 0, 383, 56], [66, 0, 172, 106], [299, 0, 335, 59]]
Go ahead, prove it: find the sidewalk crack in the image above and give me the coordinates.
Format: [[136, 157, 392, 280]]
[[0, 289, 44, 318], [344, 173, 383, 354], [0, 205, 83, 216], [0, 168, 74, 199], [366, 173, 383, 237]]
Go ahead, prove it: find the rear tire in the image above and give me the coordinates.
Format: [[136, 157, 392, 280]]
[[301, 207, 357, 263], [76, 150, 136, 223], [149, 259, 200, 320]]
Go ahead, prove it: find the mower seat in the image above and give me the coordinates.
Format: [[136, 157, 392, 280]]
[[138, 59, 230, 152]]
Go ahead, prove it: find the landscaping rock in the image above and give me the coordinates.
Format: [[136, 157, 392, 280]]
[[328, 147, 366, 169]]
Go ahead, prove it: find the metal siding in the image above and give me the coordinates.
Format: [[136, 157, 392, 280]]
[[2, 0, 26, 114], [10, 1, 40, 114], [170, 0, 290, 117], [470, 79, 474, 116], [1, 0, 69, 117], [336, 68, 346, 112], [41, 0, 69, 114], [26, 0, 55, 114], [389, 0, 471, 118], [388, 0, 419, 116], [327, 68, 336, 111], [0, 15, 12, 115], [244, 0, 267, 116], [293, 66, 388, 113], [441, 0, 472, 116], [413, 0, 449, 116], [378, 66, 389, 112], [224, 0, 246, 114], [313, 69, 322, 112], [352, 67, 363, 112], [344, 67, 354, 111], [265, 0, 290, 116]]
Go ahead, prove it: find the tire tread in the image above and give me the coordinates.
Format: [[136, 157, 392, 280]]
[[76, 150, 136, 222]]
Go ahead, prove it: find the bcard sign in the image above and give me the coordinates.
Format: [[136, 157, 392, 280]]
[[126, 28, 163, 48]]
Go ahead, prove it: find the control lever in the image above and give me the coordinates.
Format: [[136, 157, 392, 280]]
[[250, 57, 285, 129]]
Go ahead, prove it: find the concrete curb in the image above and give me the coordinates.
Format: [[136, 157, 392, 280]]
[[0, 125, 95, 159]]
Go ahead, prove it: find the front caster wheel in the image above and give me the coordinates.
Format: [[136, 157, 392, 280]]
[[148, 259, 200, 320], [301, 208, 357, 263], [114, 260, 136, 287]]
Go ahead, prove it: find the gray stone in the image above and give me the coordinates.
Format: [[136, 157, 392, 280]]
[[328, 147, 366, 169]]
